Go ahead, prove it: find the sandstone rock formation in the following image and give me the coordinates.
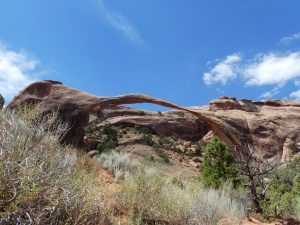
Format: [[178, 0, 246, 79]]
[[0, 94, 4, 109], [204, 96, 300, 161], [8, 81, 300, 162], [281, 138, 296, 162], [8, 80, 213, 147]]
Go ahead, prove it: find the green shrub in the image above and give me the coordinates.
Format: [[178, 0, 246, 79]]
[[200, 138, 239, 189], [158, 135, 171, 147], [97, 139, 118, 153], [143, 133, 154, 146], [154, 147, 169, 163], [95, 124, 119, 154], [263, 156, 300, 218]]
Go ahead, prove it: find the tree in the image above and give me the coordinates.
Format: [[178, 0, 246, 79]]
[[200, 138, 239, 189], [233, 144, 279, 213]]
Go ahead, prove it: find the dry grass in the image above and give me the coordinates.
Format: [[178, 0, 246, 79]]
[[0, 108, 104, 224], [119, 171, 246, 225]]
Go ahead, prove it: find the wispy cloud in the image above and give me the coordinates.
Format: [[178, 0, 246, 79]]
[[93, 0, 147, 47], [280, 32, 300, 45], [0, 42, 40, 102], [260, 83, 285, 99]]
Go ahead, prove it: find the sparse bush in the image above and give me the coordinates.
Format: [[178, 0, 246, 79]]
[[121, 172, 198, 224], [154, 147, 170, 163], [103, 123, 117, 136], [188, 184, 246, 225], [137, 111, 146, 116], [200, 138, 239, 189], [158, 135, 171, 147], [143, 133, 154, 146], [97, 138, 118, 153], [94, 124, 119, 154], [157, 111, 163, 116], [121, 172, 246, 225], [98, 150, 140, 181], [0, 108, 103, 224]]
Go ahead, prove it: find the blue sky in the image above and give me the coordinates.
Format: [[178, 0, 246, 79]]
[[1, 0, 300, 110]]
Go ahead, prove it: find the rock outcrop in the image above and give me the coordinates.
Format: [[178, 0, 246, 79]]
[[8, 81, 300, 162], [0, 94, 4, 109]]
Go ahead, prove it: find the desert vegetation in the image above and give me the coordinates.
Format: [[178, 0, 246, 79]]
[[1, 106, 300, 224]]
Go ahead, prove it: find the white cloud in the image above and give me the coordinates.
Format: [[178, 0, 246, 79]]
[[244, 52, 300, 86], [280, 32, 300, 45], [203, 53, 241, 85], [203, 51, 300, 100], [93, 0, 146, 46], [0, 43, 39, 102], [204, 52, 300, 86], [290, 90, 300, 101]]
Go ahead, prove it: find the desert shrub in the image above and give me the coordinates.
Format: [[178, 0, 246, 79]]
[[192, 141, 204, 156], [154, 147, 170, 163], [157, 111, 163, 116], [0, 108, 103, 224], [121, 172, 199, 225], [143, 133, 154, 146], [295, 197, 300, 220], [134, 125, 152, 134], [98, 150, 140, 181], [169, 144, 182, 154], [158, 135, 171, 147], [200, 138, 239, 189], [103, 123, 117, 136], [97, 138, 118, 153], [263, 156, 300, 218], [96, 124, 119, 154], [121, 172, 246, 225], [137, 111, 146, 116], [188, 184, 246, 225]]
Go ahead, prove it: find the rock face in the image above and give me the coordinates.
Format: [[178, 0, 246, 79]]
[[209, 96, 258, 112], [8, 81, 300, 162], [281, 138, 296, 162], [0, 94, 4, 109]]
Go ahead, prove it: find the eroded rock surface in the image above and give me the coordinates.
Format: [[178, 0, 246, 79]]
[[8, 81, 300, 162], [0, 94, 4, 109]]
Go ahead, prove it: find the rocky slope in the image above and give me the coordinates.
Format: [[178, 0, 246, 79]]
[[8, 80, 300, 162]]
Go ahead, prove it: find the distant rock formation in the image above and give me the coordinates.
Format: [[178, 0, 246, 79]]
[[0, 94, 4, 109], [8, 81, 300, 162]]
